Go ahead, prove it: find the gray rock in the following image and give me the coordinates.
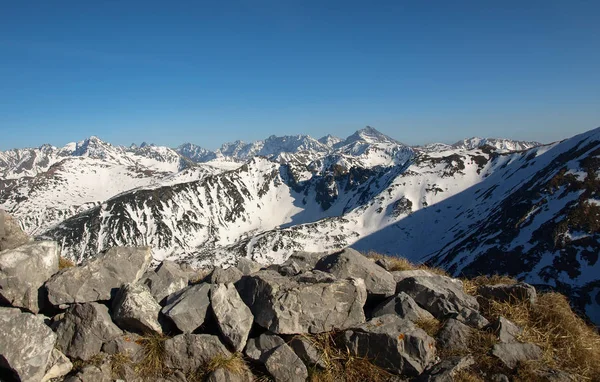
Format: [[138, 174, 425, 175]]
[[278, 251, 327, 276], [436, 319, 472, 352], [46, 246, 153, 306], [102, 333, 144, 363], [207, 367, 254, 382], [392, 269, 437, 284], [478, 282, 538, 306], [55, 302, 122, 360], [342, 314, 436, 376], [417, 355, 475, 382], [0, 241, 59, 313], [239, 270, 366, 334], [530, 367, 577, 382], [372, 292, 435, 321], [210, 266, 244, 284], [161, 283, 211, 333], [450, 307, 489, 329], [0, 211, 30, 251], [491, 342, 543, 369], [289, 336, 326, 369], [112, 283, 163, 334], [264, 344, 309, 382], [63, 361, 112, 382], [211, 283, 253, 352], [41, 349, 73, 382], [141, 260, 189, 304], [164, 334, 231, 373], [396, 274, 479, 318], [235, 257, 263, 275], [491, 375, 510, 382], [375, 257, 395, 271], [491, 316, 522, 343], [0, 308, 57, 382], [244, 333, 286, 362], [315, 248, 395, 298]]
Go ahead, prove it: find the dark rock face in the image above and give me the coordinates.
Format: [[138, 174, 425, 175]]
[[238, 270, 367, 334], [436, 319, 472, 352], [315, 248, 396, 298], [45, 246, 152, 306], [0, 241, 59, 313], [342, 314, 436, 376], [0, 308, 57, 382]]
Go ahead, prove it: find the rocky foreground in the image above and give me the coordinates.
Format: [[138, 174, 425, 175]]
[[1, 212, 599, 382]]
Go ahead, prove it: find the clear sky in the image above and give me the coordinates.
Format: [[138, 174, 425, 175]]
[[1, 0, 599, 150]]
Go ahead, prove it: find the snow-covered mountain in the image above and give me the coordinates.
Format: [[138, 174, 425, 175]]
[[5, 126, 600, 323]]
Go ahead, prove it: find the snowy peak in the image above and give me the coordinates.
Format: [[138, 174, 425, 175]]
[[341, 126, 401, 146], [176, 143, 217, 163], [318, 134, 343, 147], [451, 137, 541, 152]]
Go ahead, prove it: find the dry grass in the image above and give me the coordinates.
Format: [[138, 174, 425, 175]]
[[187, 353, 250, 382], [365, 251, 449, 276], [415, 317, 442, 337], [134, 333, 168, 378], [462, 274, 517, 295], [58, 256, 75, 269], [453, 369, 485, 382], [109, 352, 133, 379], [71, 353, 106, 373]]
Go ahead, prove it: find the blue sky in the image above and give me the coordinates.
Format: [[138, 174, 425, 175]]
[[1, 0, 598, 150]]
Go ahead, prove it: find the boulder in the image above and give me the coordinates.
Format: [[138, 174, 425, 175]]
[[478, 283, 538, 306], [450, 307, 489, 329], [207, 367, 254, 382], [55, 302, 122, 360], [278, 251, 327, 276], [141, 260, 189, 304], [491, 316, 522, 343], [372, 292, 435, 321], [342, 314, 436, 376], [396, 274, 479, 318], [161, 283, 211, 333], [63, 362, 112, 382], [102, 333, 144, 363], [235, 257, 263, 275], [417, 355, 475, 382], [163, 334, 231, 373], [211, 283, 253, 351], [375, 257, 395, 271], [491, 343, 543, 369], [315, 248, 395, 298], [244, 333, 286, 362], [264, 344, 309, 382], [0, 211, 30, 251], [289, 336, 326, 369], [45, 246, 153, 306], [436, 319, 472, 352], [41, 349, 73, 382], [238, 270, 366, 334], [210, 266, 244, 284], [0, 241, 59, 313], [0, 308, 57, 382], [392, 269, 437, 284], [112, 283, 163, 334]]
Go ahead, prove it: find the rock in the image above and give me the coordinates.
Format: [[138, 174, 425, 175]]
[[278, 251, 327, 276], [529, 367, 578, 382], [0, 211, 30, 251], [342, 314, 436, 376], [46, 246, 153, 306], [102, 333, 144, 363], [375, 257, 395, 271], [450, 307, 489, 329], [210, 266, 244, 284], [238, 270, 366, 334], [289, 336, 326, 368], [478, 282, 538, 306], [161, 283, 211, 333], [63, 362, 112, 382], [164, 334, 231, 373], [436, 319, 472, 352], [491, 343, 543, 369], [315, 248, 395, 298], [372, 292, 435, 321], [211, 283, 253, 352], [55, 302, 122, 360], [491, 374, 510, 382], [264, 344, 309, 382], [235, 257, 263, 275], [392, 269, 437, 284], [207, 367, 254, 382], [244, 333, 286, 362], [0, 308, 57, 382], [41, 349, 73, 382], [0, 241, 59, 313], [417, 355, 475, 382], [141, 260, 189, 304], [112, 283, 163, 334], [396, 274, 479, 318], [491, 316, 522, 343]]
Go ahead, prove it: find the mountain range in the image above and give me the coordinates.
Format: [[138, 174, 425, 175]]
[[2, 126, 598, 325]]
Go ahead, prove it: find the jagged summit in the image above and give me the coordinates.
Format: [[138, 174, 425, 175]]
[[342, 126, 401, 146]]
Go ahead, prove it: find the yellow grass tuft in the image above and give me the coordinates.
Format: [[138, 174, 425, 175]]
[[365, 251, 449, 276], [415, 317, 443, 337], [109, 352, 133, 379], [58, 256, 75, 269], [134, 333, 168, 378], [453, 369, 485, 382], [462, 274, 517, 296]]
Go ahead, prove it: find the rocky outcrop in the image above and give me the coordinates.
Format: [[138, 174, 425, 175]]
[[0, 241, 59, 313], [45, 246, 152, 306]]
